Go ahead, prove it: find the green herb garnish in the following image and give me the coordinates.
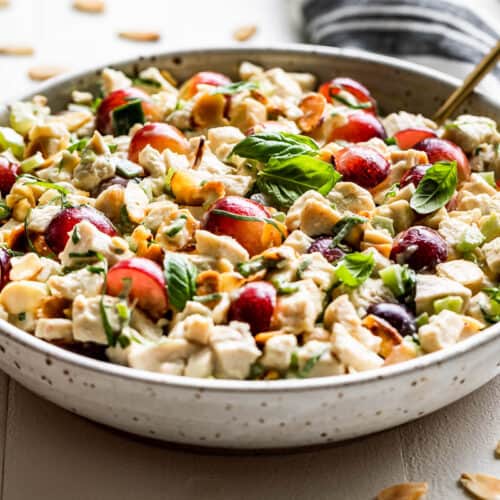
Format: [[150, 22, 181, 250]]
[[164, 253, 198, 311], [330, 214, 367, 249], [210, 208, 286, 238], [212, 81, 258, 95], [164, 215, 187, 238], [335, 252, 375, 287], [71, 226, 80, 244], [0, 201, 11, 220], [410, 161, 457, 214], [68, 138, 89, 153]]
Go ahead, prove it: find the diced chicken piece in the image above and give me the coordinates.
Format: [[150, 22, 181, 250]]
[[10, 253, 43, 281], [209, 322, 261, 379], [142, 200, 179, 232], [482, 237, 500, 275], [295, 252, 335, 290], [138, 67, 177, 93], [331, 323, 384, 371], [264, 68, 303, 98], [283, 229, 313, 255], [101, 68, 131, 94], [348, 278, 396, 317], [185, 347, 214, 378], [207, 126, 246, 161], [286, 190, 327, 231], [419, 310, 466, 352], [193, 140, 233, 176], [470, 142, 500, 175], [182, 314, 214, 345], [297, 340, 345, 377], [128, 338, 197, 374], [436, 260, 485, 294], [35, 257, 62, 282], [327, 182, 375, 215], [95, 185, 125, 223], [129, 309, 163, 342], [374, 200, 415, 233], [324, 294, 382, 353], [273, 279, 322, 333], [73, 154, 115, 191], [195, 229, 249, 265], [0, 280, 48, 314], [260, 334, 297, 371], [288, 72, 317, 91], [442, 115, 498, 153], [239, 61, 263, 80], [35, 318, 73, 342], [382, 111, 437, 137], [415, 274, 471, 314], [138, 144, 166, 177], [59, 220, 132, 267], [124, 181, 149, 223], [459, 173, 497, 197], [229, 96, 267, 132], [72, 294, 119, 344], [48, 266, 105, 300], [27, 204, 60, 232]]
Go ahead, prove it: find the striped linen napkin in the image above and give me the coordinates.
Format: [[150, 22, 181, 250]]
[[300, 0, 500, 87]]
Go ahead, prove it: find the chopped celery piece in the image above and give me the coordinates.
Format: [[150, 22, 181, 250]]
[[0, 127, 24, 159], [9, 102, 37, 136], [113, 158, 143, 178], [480, 213, 500, 242], [456, 226, 485, 253], [372, 215, 395, 236], [478, 171, 496, 187], [415, 312, 429, 328], [20, 152, 44, 173], [433, 296, 464, 314], [112, 99, 145, 136], [380, 264, 414, 297]]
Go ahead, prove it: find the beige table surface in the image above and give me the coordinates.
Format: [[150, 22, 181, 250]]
[[0, 1, 499, 499]]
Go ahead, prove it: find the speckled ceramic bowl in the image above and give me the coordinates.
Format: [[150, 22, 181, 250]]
[[0, 45, 499, 449]]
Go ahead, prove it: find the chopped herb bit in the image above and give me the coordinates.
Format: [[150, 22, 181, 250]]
[[23, 211, 38, 254], [17, 312, 26, 321], [87, 265, 106, 274], [118, 205, 135, 235], [116, 302, 130, 322], [193, 293, 223, 303], [68, 138, 89, 153], [108, 143, 118, 153], [68, 250, 98, 258], [0, 201, 11, 220], [330, 214, 367, 249], [296, 258, 312, 279], [164, 214, 187, 238], [384, 137, 397, 146], [384, 183, 400, 200], [237, 255, 282, 278], [272, 278, 299, 295], [212, 81, 258, 95], [132, 77, 161, 89], [71, 226, 80, 244], [248, 362, 265, 380], [331, 93, 372, 110], [91, 97, 102, 113]]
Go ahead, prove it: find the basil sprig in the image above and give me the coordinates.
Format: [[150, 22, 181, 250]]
[[410, 161, 458, 214], [231, 132, 319, 163], [256, 155, 340, 209], [164, 253, 198, 311], [335, 252, 375, 287], [330, 214, 367, 250], [211, 81, 258, 95]]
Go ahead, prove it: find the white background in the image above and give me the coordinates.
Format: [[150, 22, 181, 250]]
[[0, 1, 499, 499]]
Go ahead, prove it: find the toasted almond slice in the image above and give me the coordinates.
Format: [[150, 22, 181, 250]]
[[73, 0, 105, 13], [460, 473, 500, 499], [160, 69, 178, 87], [233, 24, 257, 42], [0, 0, 10, 7], [0, 45, 34, 56], [28, 65, 66, 81], [118, 30, 160, 42], [298, 93, 326, 132], [496, 441, 500, 459], [377, 482, 428, 500]]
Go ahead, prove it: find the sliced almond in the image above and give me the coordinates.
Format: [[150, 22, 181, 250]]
[[233, 24, 257, 42], [460, 473, 500, 499], [28, 65, 66, 81], [362, 314, 403, 358], [0, 0, 10, 7], [298, 93, 326, 132], [118, 30, 160, 42], [496, 441, 500, 459], [160, 69, 178, 87], [0, 45, 34, 56], [73, 0, 105, 13], [377, 482, 428, 500]]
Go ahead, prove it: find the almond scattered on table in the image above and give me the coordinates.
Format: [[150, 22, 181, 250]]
[[118, 31, 160, 42], [376, 482, 428, 500], [28, 66, 67, 81], [0, 45, 34, 56], [496, 441, 500, 459], [73, 0, 105, 13], [0, 0, 10, 7], [233, 24, 257, 42], [460, 473, 500, 500]]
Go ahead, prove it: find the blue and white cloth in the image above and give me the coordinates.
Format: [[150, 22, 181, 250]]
[[301, 0, 500, 84]]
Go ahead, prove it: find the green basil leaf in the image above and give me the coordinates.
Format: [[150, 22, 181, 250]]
[[256, 155, 340, 209], [410, 161, 458, 214], [112, 99, 145, 136], [164, 253, 198, 311], [336, 252, 375, 287], [211, 81, 258, 95], [231, 132, 319, 163], [330, 214, 367, 248]]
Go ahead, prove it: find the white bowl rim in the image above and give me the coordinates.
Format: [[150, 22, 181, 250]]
[[2, 43, 499, 393]]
